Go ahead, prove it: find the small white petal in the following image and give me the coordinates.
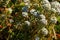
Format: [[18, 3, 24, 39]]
[[25, 2, 29, 5], [22, 12, 28, 17], [42, 0, 51, 10], [33, 12, 38, 16], [30, 9, 36, 14], [39, 14, 46, 19], [25, 21, 30, 26]]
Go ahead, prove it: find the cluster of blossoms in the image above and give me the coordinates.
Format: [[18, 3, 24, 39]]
[[42, 0, 60, 15], [6, 0, 58, 37], [41, 0, 58, 24], [42, 0, 51, 10], [40, 14, 47, 25], [23, 0, 30, 8], [51, 1, 60, 14], [0, 0, 59, 40]]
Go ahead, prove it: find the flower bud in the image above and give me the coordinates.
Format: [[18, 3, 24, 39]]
[[51, 8, 57, 13], [22, 12, 28, 17], [40, 19, 47, 25], [33, 11, 39, 17], [50, 16, 57, 24], [30, 9, 36, 14], [22, 6, 28, 12], [25, 21, 30, 26], [41, 27, 48, 35], [39, 14, 46, 19], [51, 1, 60, 8]]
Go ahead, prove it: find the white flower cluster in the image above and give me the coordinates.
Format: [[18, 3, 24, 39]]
[[39, 14, 46, 19], [42, 0, 60, 15], [30, 9, 39, 17], [50, 16, 57, 24], [25, 21, 31, 26], [51, 1, 60, 14], [40, 14, 47, 25], [30, 9, 48, 25], [23, 0, 30, 8], [40, 19, 47, 25], [42, 0, 51, 10], [41, 27, 48, 35], [22, 12, 28, 17]]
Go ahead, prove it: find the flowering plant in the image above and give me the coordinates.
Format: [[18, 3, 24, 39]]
[[0, 0, 60, 40]]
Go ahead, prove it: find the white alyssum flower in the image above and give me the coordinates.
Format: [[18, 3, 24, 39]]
[[41, 27, 48, 35], [40, 19, 47, 25], [51, 8, 57, 13], [42, 0, 50, 4], [51, 1, 60, 14], [25, 2, 30, 8], [25, 21, 30, 26], [42, 0, 51, 10], [42, 4, 51, 10], [30, 9, 39, 16], [35, 36, 40, 40], [56, 8, 60, 15], [30, 9, 36, 14], [22, 12, 28, 17], [39, 14, 46, 19], [50, 16, 57, 24], [8, 8, 13, 13], [9, 19, 14, 23], [25, 2, 29, 5], [33, 11, 39, 16], [23, 0, 30, 2], [51, 1, 60, 8]]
